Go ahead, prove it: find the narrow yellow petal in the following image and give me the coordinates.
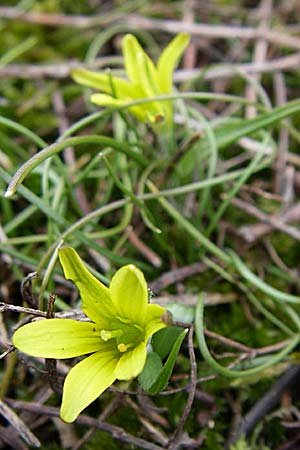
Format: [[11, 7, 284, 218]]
[[157, 33, 190, 93], [60, 348, 119, 422], [13, 319, 103, 358], [58, 247, 115, 326], [71, 68, 112, 93], [122, 34, 160, 97], [90, 93, 125, 107], [145, 304, 167, 341], [114, 341, 147, 380], [109, 264, 148, 326]]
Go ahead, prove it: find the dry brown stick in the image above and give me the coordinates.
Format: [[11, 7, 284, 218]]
[[71, 396, 123, 450], [127, 15, 300, 49], [227, 365, 300, 446], [53, 90, 91, 215], [166, 326, 197, 449], [245, 0, 272, 119], [182, 0, 197, 70], [0, 425, 27, 450], [7, 5, 299, 50], [205, 329, 291, 358], [149, 261, 208, 292], [229, 197, 300, 242], [0, 57, 121, 79], [0, 346, 14, 360], [6, 399, 164, 450], [0, 302, 47, 317], [1, 53, 300, 82], [263, 238, 296, 276], [126, 397, 168, 447], [273, 71, 290, 195], [175, 53, 300, 81], [204, 329, 254, 353], [0, 6, 120, 28], [0, 401, 40, 448], [127, 227, 162, 268]]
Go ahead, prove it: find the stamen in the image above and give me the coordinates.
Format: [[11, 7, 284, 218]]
[[117, 343, 127, 353], [100, 329, 123, 341]]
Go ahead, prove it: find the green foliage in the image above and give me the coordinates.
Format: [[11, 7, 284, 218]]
[[2, 1, 300, 448], [230, 437, 271, 450]]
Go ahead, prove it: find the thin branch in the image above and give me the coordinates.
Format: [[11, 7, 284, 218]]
[[204, 329, 292, 357], [1, 53, 300, 81], [71, 396, 123, 450], [127, 15, 300, 49], [227, 365, 300, 446], [0, 303, 47, 317], [0, 57, 121, 79], [1, 8, 299, 49], [167, 326, 197, 449], [228, 197, 300, 242], [0, 6, 120, 28], [6, 399, 164, 450], [0, 346, 15, 360], [0, 401, 40, 447]]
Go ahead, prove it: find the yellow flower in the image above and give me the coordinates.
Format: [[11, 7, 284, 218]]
[[13, 247, 167, 423], [71, 33, 190, 125]]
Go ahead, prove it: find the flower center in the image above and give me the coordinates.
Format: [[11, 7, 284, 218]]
[[100, 320, 144, 353]]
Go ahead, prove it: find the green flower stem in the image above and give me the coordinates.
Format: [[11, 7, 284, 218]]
[[0, 116, 47, 148], [6, 97, 300, 199], [58, 92, 251, 143], [231, 251, 300, 304], [205, 131, 272, 237], [1, 163, 249, 264], [0, 36, 37, 68], [203, 256, 295, 336], [0, 92, 258, 197], [0, 243, 38, 267], [3, 204, 38, 234], [6, 235, 48, 245], [1, 167, 134, 273], [4, 135, 148, 198], [0, 352, 17, 399], [147, 180, 230, 264], [89, 204, 133, 239], [195, 293, 300, 378], [102, 154, 153, 226], [191, 110, 218, 225], [38, 241, 63, 310], [142, 184, 296, 336]]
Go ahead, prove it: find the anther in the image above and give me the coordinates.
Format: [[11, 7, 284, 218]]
[[100, 329, 123, 341], [117, 343, 127, 353]]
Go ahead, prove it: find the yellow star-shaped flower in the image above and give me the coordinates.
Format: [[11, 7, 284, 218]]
[[72, 33, 190, 126], [13, 247, 167, 423]]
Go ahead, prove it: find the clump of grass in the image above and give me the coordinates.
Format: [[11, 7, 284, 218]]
[[2, 1, 300, 449]]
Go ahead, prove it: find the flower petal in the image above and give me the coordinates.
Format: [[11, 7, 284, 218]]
[[109, 264, 148, 326], [114, 341, 147, 380], [13, 319, 103, 358], [60, 348, 119, 422], [145, 304, 167, 340], [71, 68, 137, 99], [91, 93, 148, 122], [58, 247, 115, 326], [157, 33, 190, 93], [71, 68, 112, 93], [90, 93, 126, 107], [122, 34, 157, 88]]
